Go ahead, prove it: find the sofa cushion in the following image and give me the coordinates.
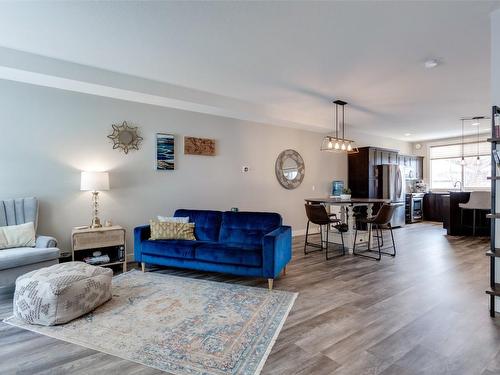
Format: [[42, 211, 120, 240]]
[[195, 243, 262, 267], [0, 247, 60, 271], [149, 220, 196, 241], [219, 212, 282, 247], [141, 239, 200, 259], [174, 209, 222, 242]]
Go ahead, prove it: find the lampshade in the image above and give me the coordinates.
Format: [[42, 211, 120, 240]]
[[80, 171, 110, 191]]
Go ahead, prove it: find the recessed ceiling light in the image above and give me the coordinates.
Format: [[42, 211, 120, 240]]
[[424, 59, 439, 69], [404, 133, 411, 137]]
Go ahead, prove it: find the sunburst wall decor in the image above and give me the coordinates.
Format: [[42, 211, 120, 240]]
[[107, 121, 143, 154]]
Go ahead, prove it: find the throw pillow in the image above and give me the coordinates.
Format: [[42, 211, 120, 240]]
[[0, 222, 36, 250], [157, 216, 190, 223], [149, 220, 196, 241]]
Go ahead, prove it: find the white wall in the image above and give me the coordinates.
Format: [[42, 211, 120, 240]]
[[0, 79, 410, 255]]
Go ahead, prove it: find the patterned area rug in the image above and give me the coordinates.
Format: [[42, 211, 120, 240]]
[[4, 270, 297, 375]]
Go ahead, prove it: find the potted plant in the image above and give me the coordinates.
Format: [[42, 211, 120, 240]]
[[340, 187, 352, 200]]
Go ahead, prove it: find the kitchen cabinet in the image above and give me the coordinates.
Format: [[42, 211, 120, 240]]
[[348, 147, 422, 198], [415, 157, 423, 180], [348, 146, 399, 198], [423, 193, 446, 222], [398, 155, 424, 180]]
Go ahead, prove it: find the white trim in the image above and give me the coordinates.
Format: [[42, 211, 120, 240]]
[[292, 227, 319, 237], [0, 64, 326, 134]]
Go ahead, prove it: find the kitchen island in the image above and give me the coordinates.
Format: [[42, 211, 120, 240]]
[[426, 191, 490, 236]]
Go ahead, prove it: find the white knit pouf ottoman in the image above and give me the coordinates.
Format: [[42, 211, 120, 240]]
[[13, 261, 112, 326]]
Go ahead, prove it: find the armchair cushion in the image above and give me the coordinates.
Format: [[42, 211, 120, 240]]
[[0, 197, 38, 229], [36, 235, 58, 249], [0, 247, 60, 271]]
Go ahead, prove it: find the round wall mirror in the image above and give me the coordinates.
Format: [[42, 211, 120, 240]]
[[107, 121, 143, 154], [275, 149, 305, 189], [118, 130, 134, 145]]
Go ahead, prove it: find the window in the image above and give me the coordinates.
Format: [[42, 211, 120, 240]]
[[430, 141, 490, 190]]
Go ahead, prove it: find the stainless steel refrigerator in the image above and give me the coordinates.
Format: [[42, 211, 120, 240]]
[[376, 164, 406, 227]]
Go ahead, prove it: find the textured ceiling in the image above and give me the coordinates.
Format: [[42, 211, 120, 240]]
[[0, 1, 498, 141]]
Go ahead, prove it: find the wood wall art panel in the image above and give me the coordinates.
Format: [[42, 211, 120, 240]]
[[184, 137, 216, 156]]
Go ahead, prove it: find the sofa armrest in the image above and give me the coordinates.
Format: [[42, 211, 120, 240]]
[[35, 235, 58, 249], [134, 225, 151, 262], [262, 226, 292, 278]]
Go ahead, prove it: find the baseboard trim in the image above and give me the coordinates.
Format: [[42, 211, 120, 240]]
[[292, 228, 319, 237]]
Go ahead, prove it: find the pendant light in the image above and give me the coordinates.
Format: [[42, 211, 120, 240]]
[[460, 119, 466, 166], [321, 100, 358, 153]]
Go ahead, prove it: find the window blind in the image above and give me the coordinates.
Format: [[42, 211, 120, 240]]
[[430, 142, 490, 159]]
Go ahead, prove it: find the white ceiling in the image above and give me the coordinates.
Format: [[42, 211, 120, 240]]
[[0, 1, 499, 141]]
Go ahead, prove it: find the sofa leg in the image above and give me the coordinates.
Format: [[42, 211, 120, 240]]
[[268, 279, 274, 290], [141, 262, 145, 272], [282, 266, 287, 276]]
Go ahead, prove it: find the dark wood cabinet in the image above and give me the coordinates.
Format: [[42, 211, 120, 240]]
[[423, 193, 446, 222], [349, 147, 424, 200], [348, 146, 399, 198]]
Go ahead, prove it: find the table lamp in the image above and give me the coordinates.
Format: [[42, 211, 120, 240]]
[[80, 171, 110, 228]]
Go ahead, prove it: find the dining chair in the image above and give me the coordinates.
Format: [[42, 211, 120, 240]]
[[353, 203, 397, 261], [304, 203, 346, 260]]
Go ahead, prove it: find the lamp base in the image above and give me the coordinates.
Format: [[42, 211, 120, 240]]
[[90, 217, 102, 228], [90, 191, 102, 228]]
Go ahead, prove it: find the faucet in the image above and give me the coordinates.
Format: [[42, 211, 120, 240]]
[[453, 181, 463, 191]]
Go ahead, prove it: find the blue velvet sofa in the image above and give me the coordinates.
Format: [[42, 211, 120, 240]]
[[134, 209, 292, 289]]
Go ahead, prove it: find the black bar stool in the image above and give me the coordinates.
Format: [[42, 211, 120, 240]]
[[304, 203, 346, 260], [353, 203, 397, 261]]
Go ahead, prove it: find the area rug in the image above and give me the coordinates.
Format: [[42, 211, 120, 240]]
[[4, 270, 297, 375]]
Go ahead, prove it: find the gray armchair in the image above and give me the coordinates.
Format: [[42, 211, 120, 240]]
[[0, 197, 60, 293]]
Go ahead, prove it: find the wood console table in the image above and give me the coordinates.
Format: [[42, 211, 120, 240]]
[[71, 225, 127, 272]]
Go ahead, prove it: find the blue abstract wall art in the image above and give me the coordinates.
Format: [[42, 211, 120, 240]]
[[156, 133, 175, 170]]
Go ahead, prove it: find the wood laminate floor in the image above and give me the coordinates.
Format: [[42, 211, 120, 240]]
[[1, 222, 499, 375]]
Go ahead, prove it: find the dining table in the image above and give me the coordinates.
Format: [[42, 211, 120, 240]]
[[304, 197, 391, 253]]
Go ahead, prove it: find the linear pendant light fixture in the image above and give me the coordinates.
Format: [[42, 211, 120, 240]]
[[321, 100, 358, 153], [460, 118, 466, 166], [476, 119, 481, 166], [459, 116, 490, 167]]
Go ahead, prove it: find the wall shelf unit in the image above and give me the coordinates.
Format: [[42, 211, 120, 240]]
[[487, 105, 500, 317]]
